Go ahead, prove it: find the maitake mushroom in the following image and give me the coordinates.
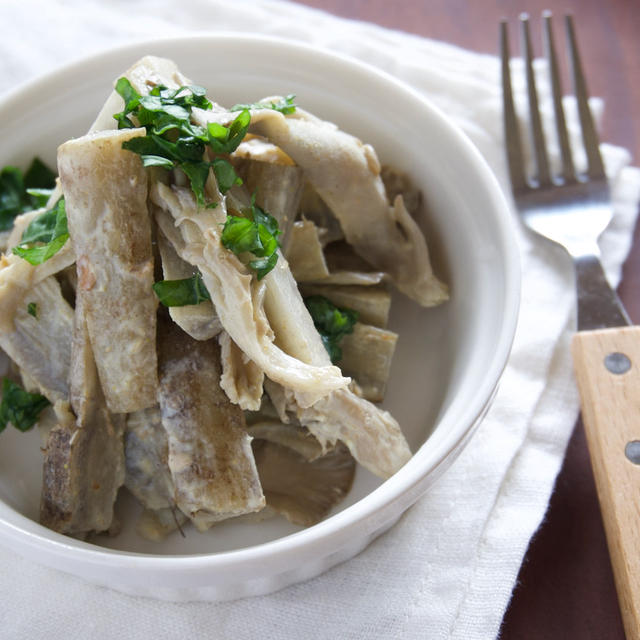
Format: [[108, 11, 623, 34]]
[[248, 421, 355, 527]]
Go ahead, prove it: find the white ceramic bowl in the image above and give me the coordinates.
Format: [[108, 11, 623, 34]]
[[0, 34, 519, 601]]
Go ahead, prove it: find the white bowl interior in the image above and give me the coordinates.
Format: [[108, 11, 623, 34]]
[[0, 35, 518, 567]]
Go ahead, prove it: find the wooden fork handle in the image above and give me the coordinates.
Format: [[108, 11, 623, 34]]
[[571, 326, 640, 639]]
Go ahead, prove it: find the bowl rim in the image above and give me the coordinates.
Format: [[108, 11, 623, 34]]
[[0, 32, 521, 575]]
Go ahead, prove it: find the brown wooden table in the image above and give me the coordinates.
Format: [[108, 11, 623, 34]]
[[295, 1, 640, 637]]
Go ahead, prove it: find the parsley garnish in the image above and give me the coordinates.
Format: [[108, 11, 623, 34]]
[[230, 94, 297, 115], [221, 195, 281, 279], [152, 274, 211, 307], [206, 110, 251, 153], [24, 158, 56, 194], [12, 197, 68, 265], [304, 296, 359, 363], [113, 78, 247, 206], [0, 158, 56, 231], [0, 167, 23, 231], [114, 79, 212, 130], [0, 378, 50, 433], [211, 157, 242, 194], [27, 302, 38, 318], [113, 79, 282, 278]]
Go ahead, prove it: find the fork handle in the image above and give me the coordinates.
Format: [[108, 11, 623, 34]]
[[571, 326, 640, 639]]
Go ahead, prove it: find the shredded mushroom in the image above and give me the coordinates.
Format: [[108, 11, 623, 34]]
[[0, 55, 448, 540]]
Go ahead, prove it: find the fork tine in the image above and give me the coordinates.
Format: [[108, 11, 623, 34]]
[[543, 11, 576, 182], [500, 20, 528, 192], [565, 14, 606, 179], [520, 13, 552, 187]]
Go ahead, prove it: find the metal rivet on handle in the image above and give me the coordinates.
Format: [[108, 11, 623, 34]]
[[625, 441, 640, 465], [604, 352, 631, 375]]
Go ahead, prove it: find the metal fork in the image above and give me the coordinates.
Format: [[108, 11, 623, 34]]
[[501, 13, 640, 638]]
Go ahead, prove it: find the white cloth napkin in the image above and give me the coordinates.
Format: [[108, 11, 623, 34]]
[[1, 1, 638, 639]]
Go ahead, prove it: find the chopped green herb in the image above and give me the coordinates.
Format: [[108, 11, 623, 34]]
[[249, 253, 279, 280], [12, 197, 69, 265], [0, 158, 56, 231], [113, 77, 141, 128], [139, 155, 175, 169], [250, 198, 280, 238], [230, 94, 297, 115], [206, 109, 251, 154], [121, 133, 205, 166], [114, 77, 251, 206], [211, 158, 242, 194], [148, 83, 212, 111], [27, 302, 38, 318], [221, 195, 281, 279], [152, 274, 211, 307], [0, 378, 50, 433], [24, 157, 56, 191], [303, 295, 359, 363], [25, 188, 55, 209], [222, 216, 261, 253], [0, 166, 24, 231], [112, 80, 284, 278], [113, 79, 212, 131], [180, 162, 214, 207]]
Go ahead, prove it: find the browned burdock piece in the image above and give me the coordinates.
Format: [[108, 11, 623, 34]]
[[58, 128, 158, 413], [157, 319, 265, 531]]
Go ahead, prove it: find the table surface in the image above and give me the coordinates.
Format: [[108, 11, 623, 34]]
[[296, 1, 640, 638]]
